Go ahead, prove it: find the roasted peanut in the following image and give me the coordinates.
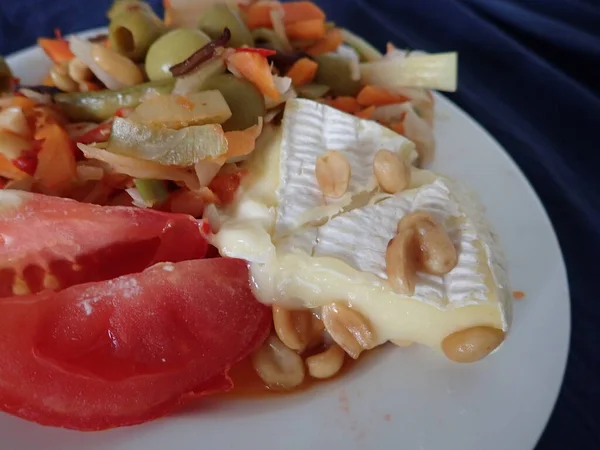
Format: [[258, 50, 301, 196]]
[[398, 211, 457, 275], [315, 150, 351, 198], [306, 344, 345, 379], [386, 228, 418, 295], [91, 44, 144, 87], [273, 306, 313, 352], [251, 334, 305, 389], [68, 57, 93, 84], [373, 149, 411, 194], [441, 326, 505, 363], [50, 62, 78, 92], [321, 303, 376, 359]]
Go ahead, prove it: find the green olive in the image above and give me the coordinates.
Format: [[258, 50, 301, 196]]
[[107, 0, 154, 20], [145, 28, 212, 81], [109, 9, 166, 62], [250, 28, 287, 52], [201, 74, 265, 131], [314, 54, 361, 97], [198, 4, 254, 48]]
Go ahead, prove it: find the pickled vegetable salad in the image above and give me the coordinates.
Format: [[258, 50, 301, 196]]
[[0, 0, 456, 208]]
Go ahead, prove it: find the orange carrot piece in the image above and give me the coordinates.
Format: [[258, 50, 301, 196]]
[[7, 96, 37, 113], [227, 52, 280, 100], [324, 96, 361, 114], [286, 19, 326, 40], [245, 1, 325, 29], [222, 121, 263, 162], [285, 57, 318, 86], [357, 85, 410, 107], [38, 38, 74, 64], [354, 105, 376, 119], [305, 28, 343, 56], [0, 153, 29, 181], [34, 124, 76, 193], [42, 74, 55, 87], [389, 121, 405, 135]]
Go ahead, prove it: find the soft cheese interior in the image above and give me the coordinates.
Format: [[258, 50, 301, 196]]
[[211, 99, 511, 353]]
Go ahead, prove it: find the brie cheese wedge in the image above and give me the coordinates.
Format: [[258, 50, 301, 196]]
[[211, 99, 511, 355]]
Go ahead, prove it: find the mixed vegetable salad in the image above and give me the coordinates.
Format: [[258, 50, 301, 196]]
[[0, 0, 457, 431]]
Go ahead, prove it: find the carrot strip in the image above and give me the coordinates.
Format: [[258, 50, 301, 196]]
[[286, 19, 326, 40], [305, 28, 343, 56], [0, 153, 29, 181], [389, 121, 405, 135], [34, 124, 76, 193], [357, 85, 410, 107], [42, 74, 55, 87], [227, 52, 280, 100], [324, 96, 361, 114], [38, 38, 74, 64], [354, 105, 376, 119], [222, 121, 263, 162], [285, 57, 318, 86], [245, 1, 325, 29]]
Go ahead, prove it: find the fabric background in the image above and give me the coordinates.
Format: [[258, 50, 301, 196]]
[[1, 0, 599, 448]]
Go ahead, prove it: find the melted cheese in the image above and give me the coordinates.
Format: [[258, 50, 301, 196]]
[[211, 101, 511, 351]]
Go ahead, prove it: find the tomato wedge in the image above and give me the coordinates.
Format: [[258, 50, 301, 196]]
[[0, 258, 271, 430], [0, 190, 208, 297]]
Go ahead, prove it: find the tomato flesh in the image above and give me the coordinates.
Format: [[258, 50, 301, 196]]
[[0, 190, 208, 297], [0, 258, 271, 431]]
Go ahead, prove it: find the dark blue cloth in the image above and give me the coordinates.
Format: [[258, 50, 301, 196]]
[[1, 1, 599, 448]]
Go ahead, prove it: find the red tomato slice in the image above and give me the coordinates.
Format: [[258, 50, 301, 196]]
[[0, 190, 208, 297], [0, 258, 271, 430]]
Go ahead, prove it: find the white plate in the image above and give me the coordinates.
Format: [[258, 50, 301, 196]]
[[2, 29, 570, 450]]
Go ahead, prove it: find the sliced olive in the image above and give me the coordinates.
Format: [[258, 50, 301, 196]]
[[314, 54, 361, 97], [145, 28, 212, 81], [251, 28, 288, 53], [107, 0, 154, 20], [201, 74, 265, 131], [198, 4, 254, 48], [109, 8, 166, 62]]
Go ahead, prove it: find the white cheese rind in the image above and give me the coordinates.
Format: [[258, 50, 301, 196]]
[[276, 98, 415, 237]]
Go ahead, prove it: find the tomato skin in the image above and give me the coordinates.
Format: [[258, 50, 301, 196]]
[[0, 258, 271, 431], [208, 170, 247, 205], [0, 190, 208, 297]]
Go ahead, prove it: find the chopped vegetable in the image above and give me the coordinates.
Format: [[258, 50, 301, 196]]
[[168, 188, 206, 216], [314, 54, 361, 96], [0, 153, 29, 180], [324, 96, 360, 114], [38, 38, 74, 64], [305, 28, 343, 56], [127, 90, 232, 128], [226, 51, 280, 100], [245, 1, 326, 29], [34, 123, 76, 193], [201, 73, 265, 131], [133, 178, 169, 205], [221, 118, 263, 163], [286, 19, 326, 40], [354, 105, 376, 119], [336, 44, 361, 81], [78, 143, 200, 189], [357, 85, 410, 107], [172, 57, 226, 95], [208, 170, 247, 204], [195, 160, 224, 187], [296, 83, 330, 99], [198, 4, 254, 48], [108, 117, 228, 165], [54, 79, 174, 122], [250, 28, 288, 52], [401, 107, 436, 166], [234, 47, 277, 57], [0, 129, 30, 161], [370, 102, 412, 123], [269, 7, 293, 52], [360, 52, 458, 92], [75, 121, 113, 144], [285, 57, 318, 86], [0, 56, 13, 94], [0, 107, 31, 139], [340, 28, 383, 62]]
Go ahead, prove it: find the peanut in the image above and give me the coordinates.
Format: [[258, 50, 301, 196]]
[[398, 211, 457, 275], [306, 344, 346, 379], [251, 335, 305, 390], [68, 57, 93, 84], [321, 303, 376, 359], [315, 150, 351, 198], [386, 228, 418, 295], [91, 44, 144, 87], [272, 306, 313, 352], [441, 326, 505, 363], [373, 149, 411, 194], [50, 62, 78, 92]]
